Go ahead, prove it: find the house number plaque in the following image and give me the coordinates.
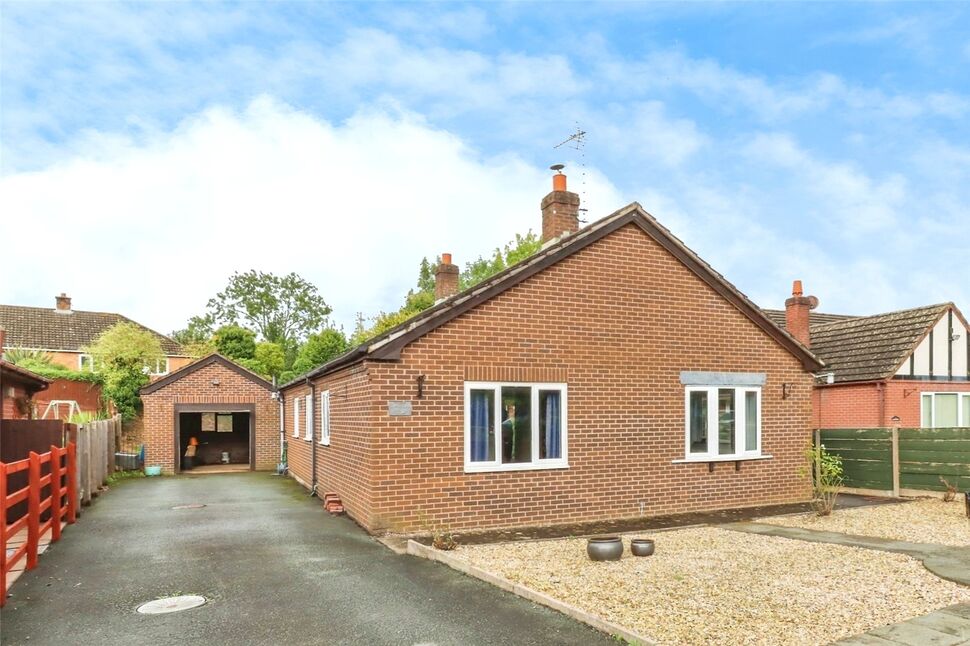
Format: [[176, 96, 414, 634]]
[[388, 401, 413, 416]]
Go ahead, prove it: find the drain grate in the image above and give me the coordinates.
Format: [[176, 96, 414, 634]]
[[170, 504, 206, 510], [137, 595, 207, 615]]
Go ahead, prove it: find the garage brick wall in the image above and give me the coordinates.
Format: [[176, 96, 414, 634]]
[[284, 222, 815, 534], [814, 380, 970, 428], [142, 361, 278, 473]]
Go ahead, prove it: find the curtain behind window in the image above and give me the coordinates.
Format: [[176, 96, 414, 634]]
[[470, 390, 493, 462]]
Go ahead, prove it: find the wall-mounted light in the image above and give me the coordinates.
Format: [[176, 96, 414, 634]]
[[211, 379, 220, 387], [782, 383, 794, 399], [416, 374, 426, 400]]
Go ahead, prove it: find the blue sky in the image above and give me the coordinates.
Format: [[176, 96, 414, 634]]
[[2, 2, 968, 336]]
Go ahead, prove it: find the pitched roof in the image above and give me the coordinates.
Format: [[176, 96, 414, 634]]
[[762, 309, 859, 329], [0, 304, 184, 355], [282, 202, 824, 389], [806, 303, 952, 383], [140, 353, 273, 395], [0, 359, 50, 391]]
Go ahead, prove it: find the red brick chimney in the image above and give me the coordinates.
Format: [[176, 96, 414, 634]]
[[55, 293, 72, 313], [435, 253, 459, 300], [785, 280, 818, 347], [0, 326, 6, 358], [541, 166, 580, 243]]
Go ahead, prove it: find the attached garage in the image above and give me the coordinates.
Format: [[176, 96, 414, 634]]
[[140, 354, 278, 474]]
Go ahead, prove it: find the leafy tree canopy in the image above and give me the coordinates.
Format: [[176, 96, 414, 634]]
[[291, 328, 349, 375], [213, 324, 256, 361], [352, 231, 540, 344], [83, 322, 163, 420], [239, 341, 286, 381], [206, 271, 331, 350]]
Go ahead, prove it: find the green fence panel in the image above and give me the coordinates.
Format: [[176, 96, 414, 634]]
[[898, 427, 970, 491], [819, 429, 893, 490]]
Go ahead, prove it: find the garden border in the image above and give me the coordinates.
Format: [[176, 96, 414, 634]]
[[406, 539, 655, 646]]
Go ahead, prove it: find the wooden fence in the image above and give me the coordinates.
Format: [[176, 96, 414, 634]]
[[818, 427, 970, 497], [69, 416, 121, 506], [1, 443, 77, 607]]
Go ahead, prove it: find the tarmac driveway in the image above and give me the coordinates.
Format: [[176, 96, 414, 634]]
[[0, 472, 610, 646]]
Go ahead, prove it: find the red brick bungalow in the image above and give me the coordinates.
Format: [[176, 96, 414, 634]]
[[766, 288, 970, 429], [281, 172, 824, 534]]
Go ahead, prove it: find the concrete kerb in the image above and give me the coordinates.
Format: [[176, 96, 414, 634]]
[[406, 539, 656, 646]]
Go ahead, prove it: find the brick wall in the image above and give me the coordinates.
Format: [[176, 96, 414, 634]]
[[815, 380, 970, 428], [1, 382, 34, 419], [283, 364, 376, 521], [286, 222, 814, 533], [141, 362, 277, 473]]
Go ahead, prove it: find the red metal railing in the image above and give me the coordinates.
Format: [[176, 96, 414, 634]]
[[1, 443, 76, 607]]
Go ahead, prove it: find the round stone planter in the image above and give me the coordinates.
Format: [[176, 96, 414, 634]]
[[586, 536, 623, 561], [630, 538, 655, 557]]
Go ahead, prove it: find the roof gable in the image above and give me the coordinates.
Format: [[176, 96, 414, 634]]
[[284, 203, 823, 388], [809, 303, 954, 383], [140, 354, 273, 395], [0, 304, 184, 355]]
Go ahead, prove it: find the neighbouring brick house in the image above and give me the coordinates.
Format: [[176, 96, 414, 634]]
[[0, 294, 192, 418], [766, 287, 970, 429], [0, 327, 50, 420], [140, 354, 278, 473], [280, 171, 823, 534]]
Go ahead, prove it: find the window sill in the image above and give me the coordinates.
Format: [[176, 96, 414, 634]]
[[318, 440, 330, 446], [464, 461, 569, 474], [304, 437, 313, 442], [672, 454, 772, 464]]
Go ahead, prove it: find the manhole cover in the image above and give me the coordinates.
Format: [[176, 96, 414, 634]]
[[170, 504, 206, 510], [137, 595, 206, 615]]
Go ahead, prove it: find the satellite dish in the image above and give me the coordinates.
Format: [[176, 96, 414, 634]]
[[807, 295, 820, 310], [550, 164, 565, 173]]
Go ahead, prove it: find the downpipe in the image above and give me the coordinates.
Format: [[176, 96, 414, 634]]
[[307, 377, 318, 497]]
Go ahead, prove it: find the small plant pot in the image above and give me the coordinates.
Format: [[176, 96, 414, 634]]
[[630, 538, 655, 557], [587, 536, 623, 561]]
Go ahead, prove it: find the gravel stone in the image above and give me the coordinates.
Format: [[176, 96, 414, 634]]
[[760, 498, 970, 547], [452, 527, 970, 645]]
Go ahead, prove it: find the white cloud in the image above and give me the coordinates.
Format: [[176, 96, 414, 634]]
[[0, 97, 623, 336]]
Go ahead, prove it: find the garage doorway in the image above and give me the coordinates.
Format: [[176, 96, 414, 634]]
[[175, 404, 255, 473]]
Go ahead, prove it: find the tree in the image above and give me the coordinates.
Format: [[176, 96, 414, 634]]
[[291, 329, 349, 375], [83, 322, 164, 421], [240, 341, 286, 381], [213, 325, 256, 361], [170, 314, 213, 346], [206, 271, 331, 350], [352, 231, 541, 344]]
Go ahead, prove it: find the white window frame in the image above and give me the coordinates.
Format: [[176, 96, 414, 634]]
[[921, 392, 970, 428], [151, 357, 169, 375], [319, 390, 331, 446], [293, 397, 301, 438], [679, 386, 763, 462], [79, 354, 95, 372], [463, 381, 568, 473], [304, 394, 313, 441]]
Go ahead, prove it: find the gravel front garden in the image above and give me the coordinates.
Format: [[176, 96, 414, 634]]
[[759, 498, 970, 547], [450, 527, 970, 645]]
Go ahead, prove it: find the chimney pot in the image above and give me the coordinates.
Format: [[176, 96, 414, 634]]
[[785, 280, 817, 347], [552, 173, 567, 192], [55, 293, 72, 312], [435, 253, 459, 301]]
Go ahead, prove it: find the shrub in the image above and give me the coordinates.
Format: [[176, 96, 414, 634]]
[[940, 477, 958, 502], [804, 444, 844, 516]]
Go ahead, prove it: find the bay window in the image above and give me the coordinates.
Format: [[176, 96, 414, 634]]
[[465, 382, 567, 472], [685, 386, 761, 460]]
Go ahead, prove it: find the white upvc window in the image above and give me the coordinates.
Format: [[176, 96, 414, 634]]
[[684, 386, 762, 460], [293, 397, 301, 438], [464, 382, 568, 473], [304, 394, 313, 441], [921, 392, 970, 428], [150, 358, 169, 375], [79, 354, 96, 372], [319, 390, 331, 445]]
